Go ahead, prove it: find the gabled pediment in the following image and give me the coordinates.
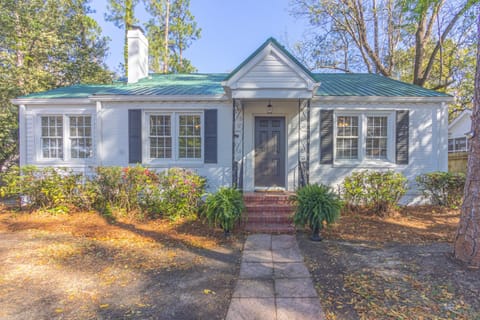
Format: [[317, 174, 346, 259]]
[[222, 38, 319, 99]]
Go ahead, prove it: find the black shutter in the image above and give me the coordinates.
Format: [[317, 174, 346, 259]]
[[204, 109, 217, 163], [320, 110, 334, 164], [396, 110, 409, 165], [128, 109, 142, 163]]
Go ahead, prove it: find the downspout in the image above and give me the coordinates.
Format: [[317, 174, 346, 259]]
[[232, 98, 237, 188]]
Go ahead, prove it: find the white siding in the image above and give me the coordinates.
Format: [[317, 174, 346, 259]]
[[309, 101, 449, 204], [236, 52, 308, 89], [100, 100, 233, 192]]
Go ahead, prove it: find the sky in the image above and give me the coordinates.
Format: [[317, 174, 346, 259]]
[[89, 0, 310, 74]]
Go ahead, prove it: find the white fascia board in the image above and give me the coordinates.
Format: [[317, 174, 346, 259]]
[[90, 94, 229, 102], [232, 89, 313, 99], [312, 96, 455, 104], [11, 98, 92, 105]]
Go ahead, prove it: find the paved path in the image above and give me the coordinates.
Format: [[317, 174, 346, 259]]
[[226, 234, 325, 320]]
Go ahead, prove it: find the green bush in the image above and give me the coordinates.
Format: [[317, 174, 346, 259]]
[[0, 165, 84, 213], [415, 171, 465, 208], [202, 187, 244, 234], [87, 165, 160, 217], [292, 184, 343, 239], [1, 165, 206, 220], [341, 170, 408, 215], [156, 168, 206, 220]]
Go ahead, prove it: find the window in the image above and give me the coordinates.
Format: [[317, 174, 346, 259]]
[[150, 115, 172, 158], [335, 112, 393, 163], [41, 116, 63, 159], [336, 116, 359, 160], [70, 116, 92, 159], [147, 112, 202, 161], [39, 115, 93, 160], [366, 116, 388, 159], [179, 115, 201, 159], [448, 137, 467, 153]]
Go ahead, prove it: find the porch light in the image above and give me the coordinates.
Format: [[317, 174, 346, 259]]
[[267, 100, 273, 114]]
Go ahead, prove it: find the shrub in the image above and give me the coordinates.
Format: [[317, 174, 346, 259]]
[[202, 187, 244, 234], [341, 170, 408, 215], [0, 165, 84, 213], [292, 184, 343, 240], [415, 171, 465, 208], [156, 168, 206, 220]]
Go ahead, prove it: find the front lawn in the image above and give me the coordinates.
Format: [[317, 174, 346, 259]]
[[298, 206, 480, 319], [0, 207, 243, 319]]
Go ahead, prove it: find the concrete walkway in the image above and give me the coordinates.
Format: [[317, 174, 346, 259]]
[[226, 234, 325, 320]]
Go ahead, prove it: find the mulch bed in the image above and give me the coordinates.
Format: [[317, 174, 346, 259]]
[[0, 207, 244, 319], [298, 206, 480, 319]]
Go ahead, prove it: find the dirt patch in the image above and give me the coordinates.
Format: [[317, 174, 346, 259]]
[[298, 207, 480, 319], [322, 205, 460, 243], [0, 209, 243, 319]]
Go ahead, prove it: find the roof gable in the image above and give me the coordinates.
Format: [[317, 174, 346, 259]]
[[222, 38, 318, 98]]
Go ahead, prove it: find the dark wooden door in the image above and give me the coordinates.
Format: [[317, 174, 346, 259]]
[[255, 117, 286, 188]]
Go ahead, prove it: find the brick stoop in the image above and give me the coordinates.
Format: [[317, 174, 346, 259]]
[[242, 192, 296, 234]]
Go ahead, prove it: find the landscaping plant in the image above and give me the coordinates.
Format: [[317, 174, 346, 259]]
[[342, 170, 407, 216], [202, 187, 244, 235], [0, 165, 84, 213], [292, 183, 343, 241], [416, 171, 465, 208]]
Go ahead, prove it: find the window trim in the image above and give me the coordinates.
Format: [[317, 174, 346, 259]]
[[448, 136, 468, 153], [333, 111, 395, 166], [143, 111, 204, 164], [35, 112, 95, 163]]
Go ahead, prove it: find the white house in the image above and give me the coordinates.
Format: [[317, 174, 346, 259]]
[[12, 28, 453, 203], [448, 109, 471, 153]]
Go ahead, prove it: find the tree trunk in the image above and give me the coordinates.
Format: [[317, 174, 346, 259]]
[[163, 0, 170, 73], [453, 11, 480, 268]]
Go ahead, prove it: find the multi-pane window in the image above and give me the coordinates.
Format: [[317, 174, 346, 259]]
[[179, 115, 201, 159], [336, 116, 359, 160], [366, 116, 388, 159], [448, 137, 467, 152], [41, 116, 64, 159], [147, 113, 202, 161], [150, 115, 172, 159], [40, 115, 93, 160], [70, 116, 92, 159]]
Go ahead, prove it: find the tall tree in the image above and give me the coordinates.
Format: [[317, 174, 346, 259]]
[[0, 0, 111, 170], [454, 10, 480, 268], [291, 0, 478, 85], [145, 0, 200, 73], [105, 0, 138, 76]]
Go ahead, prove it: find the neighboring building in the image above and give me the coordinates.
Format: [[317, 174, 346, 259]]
[[12, 28, 453, 203], [448, 109, 471, 173]]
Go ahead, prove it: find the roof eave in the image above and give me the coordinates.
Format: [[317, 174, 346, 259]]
[[11, 98, 93, 105], [90, 94, 230, 102], [313, 96, 454, 103]]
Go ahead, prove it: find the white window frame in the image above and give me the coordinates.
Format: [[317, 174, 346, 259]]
[[333, 111, 395, 166], [144, 111, 204, 164], [35, 111, 95, 163], [448, 136, 468, 153]]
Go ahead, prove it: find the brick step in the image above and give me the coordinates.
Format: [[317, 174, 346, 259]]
[[243, 215, 293, 224], [244, 223, 296, 234], [243, 193, 294, 203], [244, 204, 294, 213], [244, 198, 293, 204]]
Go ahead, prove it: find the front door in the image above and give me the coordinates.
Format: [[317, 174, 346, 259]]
[[254, 117, 286, 188]]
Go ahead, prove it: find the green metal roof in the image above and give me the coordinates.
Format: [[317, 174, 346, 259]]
[[313, 73, 450, 97], [18, 73, 450, 99]]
